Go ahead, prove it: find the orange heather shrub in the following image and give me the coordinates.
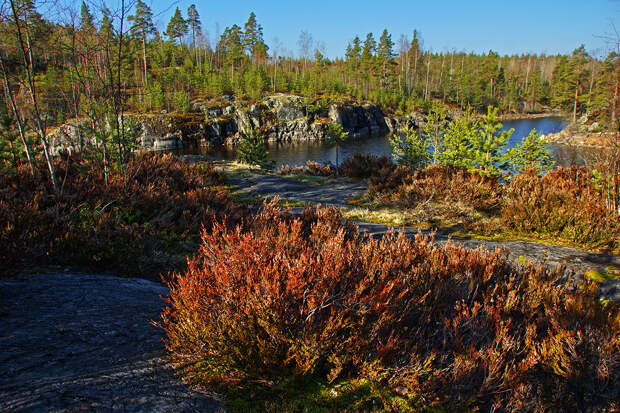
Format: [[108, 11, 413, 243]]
[[162, 203, 618, 411], [278, 160, 336, 176], [0, 154, 243, 277], [369, 163, 502, 211], [340, 153, 393, 178], [501, 167, 619, 248]]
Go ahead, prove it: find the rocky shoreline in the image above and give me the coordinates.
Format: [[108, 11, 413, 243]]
[[499, 111, 565, 121], [48, 94, 392, 155], [50, 95, 608, 155], [544, 115, 617, 148]]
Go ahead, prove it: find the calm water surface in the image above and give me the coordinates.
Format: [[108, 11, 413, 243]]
[[198, 116, 591, 167]]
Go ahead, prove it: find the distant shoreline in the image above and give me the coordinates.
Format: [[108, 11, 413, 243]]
[[500, 112, 567, 121]]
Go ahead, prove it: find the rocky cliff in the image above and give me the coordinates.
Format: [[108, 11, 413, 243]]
[[49, 94, 391, 154]]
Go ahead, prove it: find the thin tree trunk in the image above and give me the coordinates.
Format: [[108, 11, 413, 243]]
[[0, 49, 34, 175], [116, 0, 126, 163], [573, 78, 580, 122], [142, 34, 148, 88], [612, 77, 618, 124], [439, 53, 445, 102], [9, 0, 58, 191], [424, 55, 430, 101]]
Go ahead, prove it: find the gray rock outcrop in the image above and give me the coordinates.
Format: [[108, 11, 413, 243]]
[[48, 94, 393, 154]]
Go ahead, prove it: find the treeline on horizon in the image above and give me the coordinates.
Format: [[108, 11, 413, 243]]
[[1, 0, 619, 134]]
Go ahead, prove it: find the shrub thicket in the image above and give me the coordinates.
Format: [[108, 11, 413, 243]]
[[278, 160, 336, 176], [501, 167, 619, 248], [339, 153, 394, 179], [0, 154, 243, 277], [370, 163, 502, 212], [162, 203, 619, 411], [358, 156, 618, 248]]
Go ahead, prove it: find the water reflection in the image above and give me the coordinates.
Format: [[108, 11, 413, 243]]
[[193, 116, 598, 168]]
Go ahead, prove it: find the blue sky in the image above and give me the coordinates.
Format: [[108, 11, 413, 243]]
[[147, 0, 617, 58]]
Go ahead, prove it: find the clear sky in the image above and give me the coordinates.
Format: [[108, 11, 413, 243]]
[[146, 0, 618, 58]]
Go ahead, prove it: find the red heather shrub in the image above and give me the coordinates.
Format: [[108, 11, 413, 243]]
[[369, 164, 501, 211], [278, 160, 336, 176], [340, 153, 394, 178], [501, 167, 620, 248], [162, 203, 618, 411], [0, 154, 243, 277]]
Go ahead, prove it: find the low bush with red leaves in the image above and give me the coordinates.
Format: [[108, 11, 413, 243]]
[[0, 154, 243, 277], [501, 167, 619, 248], [278, 160, 336, 176], [340, 153, 394, 179], [370, 163, 502, 212], [363, 160, 618, 248], [162, 203, 619, 411]]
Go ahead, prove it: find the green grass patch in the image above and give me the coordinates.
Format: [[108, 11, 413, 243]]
[[345, 196, 374, 207], [585, 270, 620, 283], [229, 191, 265, 205], [275, 198, 311, 208], [207, 184, 240, 191], [341, 207, 415, 227], [224, 376, 437, 413], [285, 174, 338, 186]]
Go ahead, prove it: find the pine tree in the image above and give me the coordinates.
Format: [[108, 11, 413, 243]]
[[378, 29, 395, 89], [187, 5, 202, 49], [237, 127, 270, 168], [377, 29, 394, 62], [553, 46, 590, 120], [326, 122, 349, 168], [243, 12, 268, 64], [362, 33, 376, 60], [80, 1, 95, 32], [506, 129, 555, 175], [439, 107, 476, 168], [128, 0, 156, 87], [218, 25, 245, 84], [166, 8, 188, 44], [390, 122, 430, 168], [567, 45, 591, 121], [591, 52, 620, 126], [101, 6, 114, 38], [423, 104, 446, 163], [469, 106, 513, 177]]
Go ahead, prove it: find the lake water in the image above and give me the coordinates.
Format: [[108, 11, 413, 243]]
[[199, 116, 589, 167]]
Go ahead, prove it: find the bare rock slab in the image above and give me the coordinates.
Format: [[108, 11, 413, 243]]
[[0, 273, 221, 412]]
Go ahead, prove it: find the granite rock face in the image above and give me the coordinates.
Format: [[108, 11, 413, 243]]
[[48, 94, 393, 154], [0, 272, 221, 412]]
